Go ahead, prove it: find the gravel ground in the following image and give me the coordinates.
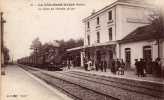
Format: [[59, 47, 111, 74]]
[[1, 65, 73, 100]]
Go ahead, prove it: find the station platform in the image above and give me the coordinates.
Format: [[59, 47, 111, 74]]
[[63, 66, 164, 85]]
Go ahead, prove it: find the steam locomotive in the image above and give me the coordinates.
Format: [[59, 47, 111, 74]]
[[17, 45, 65, 71]]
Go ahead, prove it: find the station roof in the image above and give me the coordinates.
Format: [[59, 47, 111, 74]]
[[67, 41, 117, 52], [119, 24, 164, 44]]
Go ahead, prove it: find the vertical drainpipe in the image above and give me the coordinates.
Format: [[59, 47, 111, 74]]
[[115, 5, 121, 59], [115, 5, 117, 42], [115, 5, 119, 59], [119, 43, 121, 59]]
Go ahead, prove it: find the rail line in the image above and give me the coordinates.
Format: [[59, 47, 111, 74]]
[[67, 71, 164, 97], [19, 65, 164, 100], [20, 66, 82, 100], [21, 65, 119, 100], [56, 71, 163, 99], [42, 72, 120, 100], [69, 71, 164, 90]]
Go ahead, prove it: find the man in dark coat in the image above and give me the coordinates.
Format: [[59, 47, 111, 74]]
[[135, 59, 140, 77], [116, 59, 121, 75], [154, 57, 162, 77], [139, 58, 146, 77], [95, 61, 98, 71], [102, 60, 107, 72], [84, 58, 88, 71], [111, 59, 116, 74], [100, 61, 103, 72], [120, 59, 125, 75]]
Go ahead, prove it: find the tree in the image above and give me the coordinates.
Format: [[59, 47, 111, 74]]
[[60, 38, 83, 49], [75, 38, 84, 47], [30, 37, 42, 54]]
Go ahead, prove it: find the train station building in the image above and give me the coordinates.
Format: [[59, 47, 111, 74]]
[[67, 0, 164, 70]]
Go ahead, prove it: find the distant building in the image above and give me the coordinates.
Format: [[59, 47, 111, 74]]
[[67, 0, 164, 69]]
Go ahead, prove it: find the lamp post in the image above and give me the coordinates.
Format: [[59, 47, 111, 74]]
[[1, 12, 6, 75]]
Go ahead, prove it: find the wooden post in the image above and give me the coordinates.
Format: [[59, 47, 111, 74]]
[[1, 12, 6, 75]]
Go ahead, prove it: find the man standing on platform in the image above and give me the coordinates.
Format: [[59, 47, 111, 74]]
[[135, 59, 140, 77]]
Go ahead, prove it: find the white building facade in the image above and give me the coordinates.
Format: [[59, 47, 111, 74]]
[[83, 1, 152, 46], [68, 0, 164, 71], [82, 0, 157, 69]]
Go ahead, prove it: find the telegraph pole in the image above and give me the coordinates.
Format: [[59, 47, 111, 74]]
[[1, 12, 6, 75]]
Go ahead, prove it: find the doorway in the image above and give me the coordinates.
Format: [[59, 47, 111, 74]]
[[143, 46, 152, 61]]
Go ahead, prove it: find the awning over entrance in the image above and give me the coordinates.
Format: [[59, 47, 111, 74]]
[[66, 41, 117, 67], [67, 41, 117, 52]]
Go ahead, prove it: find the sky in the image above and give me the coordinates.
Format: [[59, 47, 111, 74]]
[[1, 0, 115, 60], [0, 0, 163, 60]]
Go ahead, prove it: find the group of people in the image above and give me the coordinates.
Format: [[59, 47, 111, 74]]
[[83, 58, 108, 72], [135, 59, 147, 77], [66, 57, 163, 78], [135, 57, 162, 77], [84, 58, 125, 75], [95, 60, 107, 72], [111, 59, 125, 75], [66, 60, 73, 70]]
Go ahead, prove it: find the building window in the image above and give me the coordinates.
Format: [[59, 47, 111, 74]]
[[108, 28, 112, 40], [143, 46, 152, 61], [97, 17, 99, 25], [108, 11, 112, 20], [87, 22, 90, 28], [97, 32, 100, 43], [125, 48, 131, 64], [87, 35, 90, 45]]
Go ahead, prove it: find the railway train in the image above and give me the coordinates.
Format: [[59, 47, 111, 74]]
[[17, 44, 66, 70], [17, 44, 81, 70]]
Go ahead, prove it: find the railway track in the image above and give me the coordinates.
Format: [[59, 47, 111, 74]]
[[20, 65, 119, 100], [67, 71, 164, 98], [54, 71, 164, 100], [42, 72, 119, 100], [19, 65, 164, 100]]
